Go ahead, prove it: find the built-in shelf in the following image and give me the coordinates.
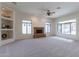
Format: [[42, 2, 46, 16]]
[[2, 38, 13, 41], [1, 30, 13, 40], [0, 2, 15, 46], [1, 18, 13, 30], [1, 16, 13, 21], [1, 29, 13, 30]]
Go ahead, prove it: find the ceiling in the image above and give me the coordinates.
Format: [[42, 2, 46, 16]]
[[16, 2, 79, 18]]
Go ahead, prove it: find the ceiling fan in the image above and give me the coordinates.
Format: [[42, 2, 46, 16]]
[[46, 10, 55, 16], [40, 9, 55, 16], [40, 7, 61, 16]]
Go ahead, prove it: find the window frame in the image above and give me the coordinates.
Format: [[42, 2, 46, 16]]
[[45, 23, 51, 33], [22, 20, 32, 34], [70, 22, 76, 35], [57, 20, 76, 35], [62, 23, 71, 35], [57, 24, 62, 34]]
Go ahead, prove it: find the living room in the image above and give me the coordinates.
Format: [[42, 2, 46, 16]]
[[0, 2, 79, 57]]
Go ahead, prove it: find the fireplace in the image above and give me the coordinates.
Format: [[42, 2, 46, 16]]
[[36, 30, 43, 33], [34, 27, 46, 38]]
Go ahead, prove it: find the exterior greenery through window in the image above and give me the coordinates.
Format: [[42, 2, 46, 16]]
[[22, 20, 32, 34], [57, 19, 76, 35]]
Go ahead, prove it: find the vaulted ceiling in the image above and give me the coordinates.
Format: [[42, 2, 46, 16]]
[[16, 2, 79, 18]]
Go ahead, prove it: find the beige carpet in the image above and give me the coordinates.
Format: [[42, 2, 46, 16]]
[[0, 36, 79, 57]]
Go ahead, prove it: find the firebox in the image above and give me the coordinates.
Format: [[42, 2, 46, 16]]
[[34, 27, 46, 38]]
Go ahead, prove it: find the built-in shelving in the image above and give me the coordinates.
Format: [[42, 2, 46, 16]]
[[1, 29, 13, 30], [0, 2, 15, 46], [1, 16, 13, 21]]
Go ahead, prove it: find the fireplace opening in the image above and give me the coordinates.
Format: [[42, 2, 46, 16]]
[[36, 30, 43, 33]]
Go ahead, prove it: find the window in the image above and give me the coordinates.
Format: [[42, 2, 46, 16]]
[[57, 19, 76, 35], [22, 20, 32, 34], [71, 23, 76, 35], [57, 24, 62, 34], [62, 23, 71, 34], [45, 23, 51, 33]]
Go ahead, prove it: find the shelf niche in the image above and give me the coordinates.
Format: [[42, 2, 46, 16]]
[[1, 18, 13, 29], [1, 30, 13, 40], [1, 7, 13, 19]]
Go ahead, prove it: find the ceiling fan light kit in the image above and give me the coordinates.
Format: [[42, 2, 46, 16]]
[[47, 10, 51, 16]]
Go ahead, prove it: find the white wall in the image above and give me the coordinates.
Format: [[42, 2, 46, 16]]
[[15, 11, 32, 40], [15, 10, 56, 40], [56, 11, 79, 40]]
